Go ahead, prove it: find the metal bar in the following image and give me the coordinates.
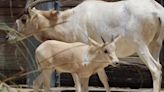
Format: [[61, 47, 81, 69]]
[[11, 87, 164, 92]]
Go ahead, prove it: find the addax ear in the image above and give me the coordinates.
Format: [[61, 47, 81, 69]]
[[88, 37, 100, 47], [61, 9, 74, 20], [29, 7, 37, 17], [101, 35, 121, 48], [112, 35, 121, 43], [41, 10, 58, 19], [88, 37, 101, 53], [50, 10, 58, 16], [30, 12, 38, 22]]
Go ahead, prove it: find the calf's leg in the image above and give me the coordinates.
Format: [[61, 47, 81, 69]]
[[80, 77, 89, 92], [33, 73, 44, 92], [72, 73, 81, 92], [42, 70, 53, 92], [98, 69, 111, 92]]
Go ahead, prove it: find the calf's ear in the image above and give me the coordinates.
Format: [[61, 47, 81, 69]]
[[112, 35, 121, 43], [101, 35, 121, 49], [88, 37, 101, 53], [88, 37, 100, 47]]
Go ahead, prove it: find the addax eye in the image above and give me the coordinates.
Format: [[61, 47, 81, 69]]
[[21, 18, 26, 24], [21, 15, 28, 24], [104, 49, 108, 54]]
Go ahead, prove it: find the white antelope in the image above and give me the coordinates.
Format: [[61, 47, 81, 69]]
[[7, 0, 164, 92], [34, 36, 120, 92]]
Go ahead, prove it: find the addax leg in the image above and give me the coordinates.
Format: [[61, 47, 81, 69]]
[[149, 39, 162, 62], [72, 73, 81, 92], [80, 78, 89, 92], [42, 70, 53, 92], [98, 69, 111, 92], [33, 72, 44, 92], [137, 43, 162, 92]]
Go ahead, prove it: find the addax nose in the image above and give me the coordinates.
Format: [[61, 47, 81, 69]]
[[112, 59, 120, 67], [113, 62, 120, 65], [5, 35, 9, 40]]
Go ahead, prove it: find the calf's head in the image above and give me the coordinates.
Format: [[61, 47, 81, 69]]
[[88, 36, 120, 66]]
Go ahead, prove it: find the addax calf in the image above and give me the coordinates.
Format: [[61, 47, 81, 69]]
[[34, 36, 120, 92]]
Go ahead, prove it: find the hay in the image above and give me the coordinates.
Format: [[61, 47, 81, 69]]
[[0, 23, 16, 32], [0, 23, 20, 44], [0, 83, 18, 92]]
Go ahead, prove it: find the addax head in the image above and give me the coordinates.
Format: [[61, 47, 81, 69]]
[[14, 0, 68, 40], [16, 8, 59, 37], [88, 35, 121, 66]]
